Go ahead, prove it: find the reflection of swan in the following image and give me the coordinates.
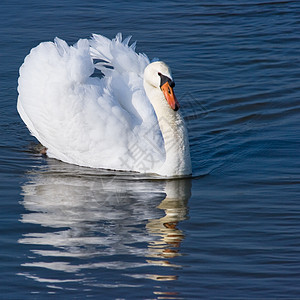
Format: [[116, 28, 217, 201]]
[[146, 180, 191, 267], [17, 33, 191, 176], [18, 160, 191, 292]]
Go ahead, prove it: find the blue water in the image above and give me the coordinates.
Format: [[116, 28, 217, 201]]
[[1, 0, 300, 299]]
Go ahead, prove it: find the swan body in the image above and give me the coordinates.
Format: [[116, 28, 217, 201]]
[[17, 33, 191, 177]]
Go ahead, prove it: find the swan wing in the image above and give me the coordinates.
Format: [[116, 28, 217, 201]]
[[17, 34, 165, 172], [89, 33, 155, 124]]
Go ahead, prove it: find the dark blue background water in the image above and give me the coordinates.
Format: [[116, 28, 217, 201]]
[[1, 1, 299, 299]]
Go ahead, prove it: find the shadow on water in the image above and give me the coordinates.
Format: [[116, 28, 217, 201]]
[[18, 158, 191, 297]]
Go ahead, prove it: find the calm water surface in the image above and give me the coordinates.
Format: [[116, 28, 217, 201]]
[[0, 0, 300, 299]]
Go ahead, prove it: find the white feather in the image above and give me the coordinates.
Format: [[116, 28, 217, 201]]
[[17, 33, 191, 176], [18, 34, 164, 173]]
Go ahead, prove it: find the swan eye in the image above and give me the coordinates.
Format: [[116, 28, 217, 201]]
[[158, 73, 175, 89]]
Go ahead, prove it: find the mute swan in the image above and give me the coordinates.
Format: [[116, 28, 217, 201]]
[[17, 33, 191, 177]]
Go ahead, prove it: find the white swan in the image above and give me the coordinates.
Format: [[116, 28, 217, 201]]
[[17, 33, 191, 177]]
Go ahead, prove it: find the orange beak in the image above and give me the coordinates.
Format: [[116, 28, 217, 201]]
[[161, 82, 180, 111]]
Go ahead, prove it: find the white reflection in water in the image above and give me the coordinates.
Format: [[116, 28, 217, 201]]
[[18, 159, 191, 291]]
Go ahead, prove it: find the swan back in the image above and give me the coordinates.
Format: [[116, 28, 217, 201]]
[[18, 34, 165, 173]]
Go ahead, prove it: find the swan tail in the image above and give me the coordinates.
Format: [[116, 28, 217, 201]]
[[17, 37, 99, 160], [89, 33, 150, 77]]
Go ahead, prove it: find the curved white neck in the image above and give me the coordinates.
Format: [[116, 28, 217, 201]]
[[144, 82, 192, 177]]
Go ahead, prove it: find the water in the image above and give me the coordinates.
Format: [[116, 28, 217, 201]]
[[1, 0, 300, 298]]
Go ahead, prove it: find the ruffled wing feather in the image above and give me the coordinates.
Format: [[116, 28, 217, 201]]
[[17, 34, 165, 172]]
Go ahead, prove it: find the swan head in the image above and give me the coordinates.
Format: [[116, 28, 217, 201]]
[[144, 61, 180, 111]]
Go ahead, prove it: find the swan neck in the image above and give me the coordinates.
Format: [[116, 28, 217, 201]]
[[144, 81, 192, 176]]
